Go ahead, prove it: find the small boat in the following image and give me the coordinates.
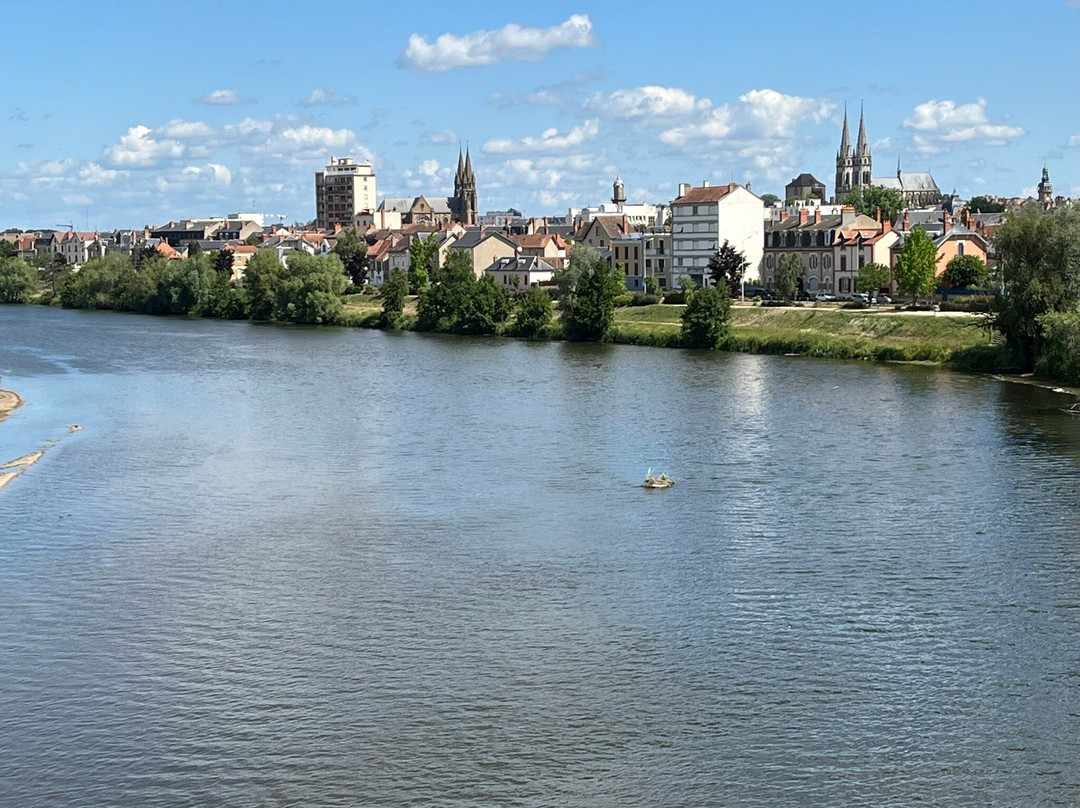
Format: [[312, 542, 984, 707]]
[[642, 468, 675, 489]]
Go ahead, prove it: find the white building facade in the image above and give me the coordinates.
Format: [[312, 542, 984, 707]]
[[670, 182, 764, 288]]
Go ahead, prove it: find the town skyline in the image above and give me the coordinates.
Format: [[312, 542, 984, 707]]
[[2, 0, 1078, 230]]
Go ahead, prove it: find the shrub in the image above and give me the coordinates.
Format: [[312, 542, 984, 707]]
[[680, 285, 732, 349]]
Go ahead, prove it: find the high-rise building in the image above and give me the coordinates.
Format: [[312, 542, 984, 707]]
[[315, 157, 376, 230]]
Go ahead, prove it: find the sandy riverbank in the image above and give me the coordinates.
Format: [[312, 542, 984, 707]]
[[0, 383, 23, 424]]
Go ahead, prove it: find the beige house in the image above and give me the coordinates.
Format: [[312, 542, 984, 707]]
[[446, 228, 518, 277]]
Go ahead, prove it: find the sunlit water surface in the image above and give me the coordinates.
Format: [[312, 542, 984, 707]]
[[2, 306, 1079, 806]]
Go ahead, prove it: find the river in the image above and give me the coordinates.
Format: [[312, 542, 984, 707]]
[[1, 305, 1079, 806]]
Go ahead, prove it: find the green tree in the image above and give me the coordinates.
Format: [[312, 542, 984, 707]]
[[894, 226, 939, 304], [242, 250, 284, 321], [707, 240, 749, 296], [967, 196, 1006, 214], [0, 240, 18, 259], [409, 234, 438, 288], [273, 253, 347, 323], [760, 193, 780, 208], [680, 285, 732, 348], [59, 253, 136, 310], [774, 253, 801, 301], [187, 240, 203, 257], [0, 257, 37, 303], [333, 226, 369, 286], [379, 269, 409, 328], [856, 262, 892, 299], [560, 244, 625, 341], [844, 184, 906, 224], [244, 233, 261, 246], [214, 248, 235, 277], [991, 205, 1080, 367], [41, 254, 70, 299], [513, 286, 553, 338], [156, 253, 217, 315], [644, 275, 660, 296], [942, 254, 987, 289]]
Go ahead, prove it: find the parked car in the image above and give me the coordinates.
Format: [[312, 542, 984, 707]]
[[874, 294, 893, 304], [815, 293, 837, 302], [852, 292, 869, 303]]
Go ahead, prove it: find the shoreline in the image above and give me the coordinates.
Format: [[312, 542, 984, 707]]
[[0, 382, 24, 425]]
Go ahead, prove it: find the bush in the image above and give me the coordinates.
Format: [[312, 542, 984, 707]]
[[612, 292, 635, 307], [939, 297, 993, 313], [680, 285, 732, 349], [1035, 311, 1080, 384], [512, 286, 553, 339], [0, 257, 38, 303], [662, 289, 688, 304]]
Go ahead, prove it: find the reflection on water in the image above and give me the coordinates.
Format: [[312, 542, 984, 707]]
[[1, 306, 1079, 807]]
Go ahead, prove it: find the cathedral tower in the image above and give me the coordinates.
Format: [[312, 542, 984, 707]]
[[454, 146, 478, 225], [835, 106, 854, 199]]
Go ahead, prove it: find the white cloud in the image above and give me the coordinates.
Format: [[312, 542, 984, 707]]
[[398, 14, 596, 72], [78, 163, 124, 186], [903, 98, 1023, 154], [421, 128, 459, 145], [104, 125, 185, 167], [483, 120, 599, 154], [1067, 133, 1080, 147], [195, 88, 256, 105], [299, 87, 359, 108], [659, 89, 833, 148], [586, 86, 712, 120], [181, 163, 232, 186], [156, 119, 215, 139], [650, 89, 836, 184]]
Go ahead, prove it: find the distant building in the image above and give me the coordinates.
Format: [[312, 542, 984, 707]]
[[1038, 166, 1054, 208], [375, 147, 478, 227], [315, 157, 376, 230], [670, 182, 764, 288], [834, 107, 942, 207], [786, 173, 826, 202]]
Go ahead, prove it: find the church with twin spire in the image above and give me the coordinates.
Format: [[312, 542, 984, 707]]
[[834, 105, 941, 208]]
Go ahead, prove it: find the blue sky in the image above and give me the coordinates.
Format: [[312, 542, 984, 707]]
[[2, 0, 1078, 230]]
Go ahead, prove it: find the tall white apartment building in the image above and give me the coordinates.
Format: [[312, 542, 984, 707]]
[[670, 182, 764, 288], [315, 157, 376, 230]]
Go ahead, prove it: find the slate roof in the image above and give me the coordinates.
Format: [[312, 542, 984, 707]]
[[379, 197, 413, 213]]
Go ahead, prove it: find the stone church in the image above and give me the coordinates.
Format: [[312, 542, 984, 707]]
[[834, 107, 942, 208]]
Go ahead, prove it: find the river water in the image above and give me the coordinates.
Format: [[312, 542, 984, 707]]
[[1, 305, 1079, 806]]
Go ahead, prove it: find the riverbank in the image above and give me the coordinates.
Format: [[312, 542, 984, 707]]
[[0, 382, 23, 424], [342, 296, 1001, 366]]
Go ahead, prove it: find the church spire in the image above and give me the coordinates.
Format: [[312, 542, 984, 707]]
[[839, 104, 851, 156], [856, 103, 869, 155], [464, 145, 474, 181], [456, 147, 464, 184]]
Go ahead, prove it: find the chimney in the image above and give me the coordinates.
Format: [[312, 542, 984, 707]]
[[814, 207, 822, 224], [882, 217, 892, 234], [745, 181, 752, 193], [942, 211, 951, 235], [678, 183, 691, 197], [702, 180, 711, 188], [875, 206, 882, 223], [902, 211, 910, 232], [799, 208, 810, 225]]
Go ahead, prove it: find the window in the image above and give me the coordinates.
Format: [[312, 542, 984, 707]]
[[766, 255, 775, 269], [840, 255, 847, 272], [958, 242, 965, 256], [810, 255, 817, 268], [858, 256, 865, 269], [823, 255, 832, 269]]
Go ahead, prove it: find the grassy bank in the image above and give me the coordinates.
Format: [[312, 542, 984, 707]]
[[610, 304, 998, 362], [344, 296, 1003, 366]]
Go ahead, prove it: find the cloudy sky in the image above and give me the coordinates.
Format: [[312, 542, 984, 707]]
[[2, 0, 1077, 229]]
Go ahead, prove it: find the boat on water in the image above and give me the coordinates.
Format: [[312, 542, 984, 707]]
[[642, 469, 675, 489]]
